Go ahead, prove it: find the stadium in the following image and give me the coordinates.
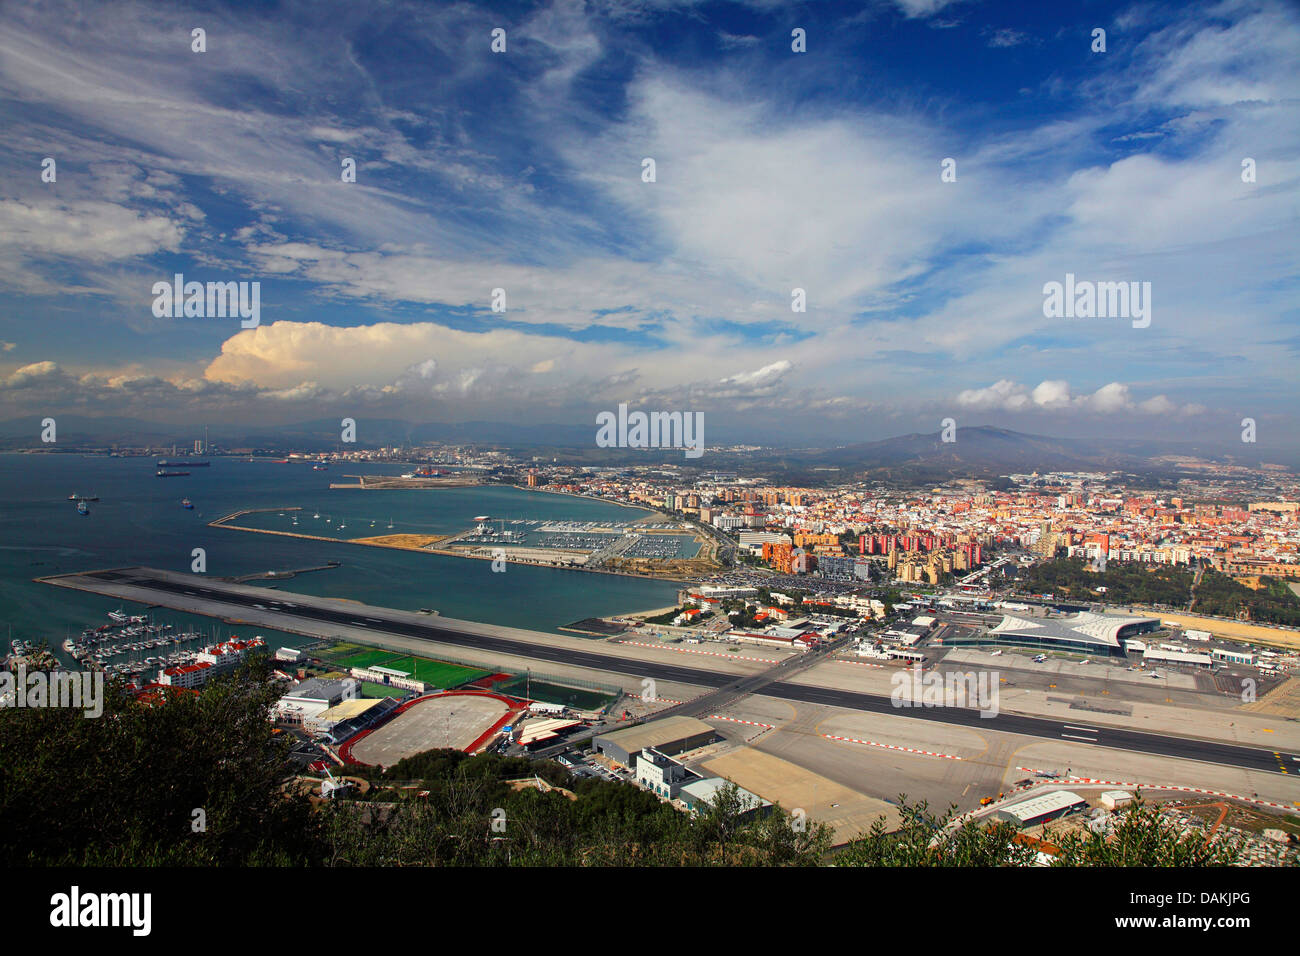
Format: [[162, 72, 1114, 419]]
[[339, 690, 527, 768]]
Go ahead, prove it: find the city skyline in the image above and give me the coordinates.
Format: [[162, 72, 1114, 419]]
[[1, 0, 1298, 448]]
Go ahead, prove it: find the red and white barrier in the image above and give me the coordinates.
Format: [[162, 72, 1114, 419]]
[[709, 714, 774, 729], [825, 733, 963, 760]]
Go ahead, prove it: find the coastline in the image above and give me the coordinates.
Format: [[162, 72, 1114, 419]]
[[209, 515, 707, 584], [510, 484, 669, 519]]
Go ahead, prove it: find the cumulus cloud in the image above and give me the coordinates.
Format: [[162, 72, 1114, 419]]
[[956, 379, 1202, 416], [3, 360, 60, 387], [0, 200, 183, 263]]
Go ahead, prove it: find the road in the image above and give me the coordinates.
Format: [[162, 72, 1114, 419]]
[[43, 567, 1299, 776]]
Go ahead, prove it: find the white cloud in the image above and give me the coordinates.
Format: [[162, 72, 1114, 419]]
[[0, 200, 183, 263], [956, 379, 1204, 417]]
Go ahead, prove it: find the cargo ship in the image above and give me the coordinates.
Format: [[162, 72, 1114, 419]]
[[68, 493, 99, 501], [158, 460, 209, 467], [156, 470, 190, 478]]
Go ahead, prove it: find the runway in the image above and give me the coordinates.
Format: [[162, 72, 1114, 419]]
[[42, 566, 1299, 777]]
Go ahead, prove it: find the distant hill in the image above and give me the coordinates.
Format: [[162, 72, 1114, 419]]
[[0, 416, 1292, 473], [806, 425, 1277, 476]]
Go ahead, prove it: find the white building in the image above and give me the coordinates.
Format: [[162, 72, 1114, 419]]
[[276, 677, 360, 725]]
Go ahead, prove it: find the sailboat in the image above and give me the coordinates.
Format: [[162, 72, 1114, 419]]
[[387, 517, 394, 530]]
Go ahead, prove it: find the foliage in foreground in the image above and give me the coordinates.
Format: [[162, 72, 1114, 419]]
[[834, 797, 1243, 867]]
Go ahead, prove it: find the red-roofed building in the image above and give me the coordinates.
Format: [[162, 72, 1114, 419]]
[[158, 662, 214, 689], [132, 682, 201, 705]]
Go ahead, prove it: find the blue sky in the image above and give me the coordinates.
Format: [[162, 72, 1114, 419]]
[[0, 0, 1297, 448]]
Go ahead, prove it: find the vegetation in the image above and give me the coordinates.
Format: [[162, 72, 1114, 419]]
[[835, 798, 1242, 867], [641, 604, 705, 625], [1193, 573, 1300, 626], [0, 659, 316, 866], [1016, 557, 1300, 624], [1017, 557, 1191, 607]]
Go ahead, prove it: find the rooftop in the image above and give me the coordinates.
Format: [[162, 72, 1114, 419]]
[[594, 716, 716, 752], [991, 611, 1159, 648]]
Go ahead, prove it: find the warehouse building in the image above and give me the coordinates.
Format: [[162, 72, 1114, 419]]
[[592, 716, 719, 768], [996, 790, 1089, 828], [1212, 647, 1257, 666], [679, 777, 771, 818], [1141, 647, 1214, 669], [276, 677, 361, 725]]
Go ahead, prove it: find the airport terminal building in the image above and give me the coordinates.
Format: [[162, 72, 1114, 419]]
[[947, 611, 1160, 658]]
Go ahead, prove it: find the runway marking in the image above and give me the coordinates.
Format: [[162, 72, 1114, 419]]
[[823, 734, 963, 760], [1061, 734, 1097, 742], [1063, 725, 1098, 733], [617, 640, 779, 664]]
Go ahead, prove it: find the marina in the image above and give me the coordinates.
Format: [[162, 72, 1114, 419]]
[[56, 611, 234, 683]]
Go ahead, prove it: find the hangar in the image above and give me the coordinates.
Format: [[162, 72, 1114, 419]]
[[996, 790, 1088, 828], [592, 716, 719, 768]]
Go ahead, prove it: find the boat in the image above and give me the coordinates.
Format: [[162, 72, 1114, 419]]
[[312, 464, 328, 471], [156, 470, 190, 478], [181, 498, 194, 509], [108, 609, 129, 624], [76, 500, 90, 516]]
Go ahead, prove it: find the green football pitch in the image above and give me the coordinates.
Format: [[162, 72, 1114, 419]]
[[319, 645, 490, 689]]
